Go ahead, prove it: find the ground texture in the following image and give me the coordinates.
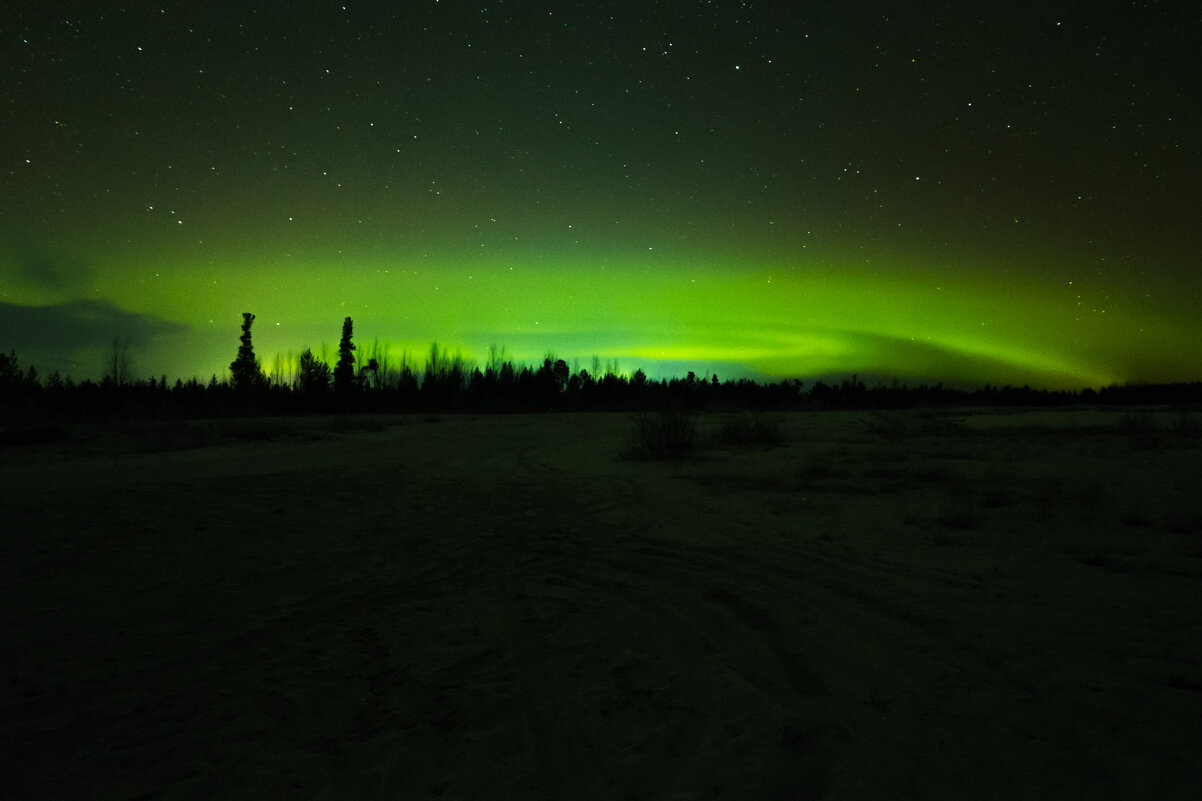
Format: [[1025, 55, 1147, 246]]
[[2, 409, 1200, 799]]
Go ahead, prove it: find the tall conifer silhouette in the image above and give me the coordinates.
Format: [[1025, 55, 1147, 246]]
[[334, 316, 356, 395], [229, 313, 263, 391]]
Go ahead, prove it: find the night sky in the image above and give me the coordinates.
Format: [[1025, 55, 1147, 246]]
[[3, 1, 1199, 388]]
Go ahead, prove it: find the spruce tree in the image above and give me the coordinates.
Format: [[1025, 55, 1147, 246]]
[[229, 312, 263, 391], [334, 316, 356, 394], [297, 348, 331, 396]]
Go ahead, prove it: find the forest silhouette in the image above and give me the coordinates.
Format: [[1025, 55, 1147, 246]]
[[2, 313, 1201, 429]]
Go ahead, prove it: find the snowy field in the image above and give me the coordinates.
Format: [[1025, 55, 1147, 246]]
[[2, 408, 1200, 799]]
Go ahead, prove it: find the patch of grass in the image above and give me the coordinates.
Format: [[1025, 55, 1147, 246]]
[[623, 408, 699, 460], [1116, 410, 1167, 450], [1172, 409, 1199, 436], [1117, 409, 1157, 431], [712, 414, 784, 448]]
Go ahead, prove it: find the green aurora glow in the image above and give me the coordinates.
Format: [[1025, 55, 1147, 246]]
[[3, 3, 1199, 389]]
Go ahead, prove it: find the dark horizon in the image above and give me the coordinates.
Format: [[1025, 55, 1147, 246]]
[[5, 337, 1201, 427], [3, 303, 1202, 394]]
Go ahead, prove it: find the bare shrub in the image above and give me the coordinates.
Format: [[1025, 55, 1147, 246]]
[[713, 414, 784, 448], [624, 408, 698, 459], [1117, 410, 1157, 431]]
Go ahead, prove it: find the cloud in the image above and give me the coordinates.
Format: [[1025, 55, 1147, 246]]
[[0, 298, 189, 354], [3, 244, 93, 292]]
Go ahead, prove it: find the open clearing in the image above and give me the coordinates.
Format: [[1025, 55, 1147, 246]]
[[2, 408, 1200, 799]]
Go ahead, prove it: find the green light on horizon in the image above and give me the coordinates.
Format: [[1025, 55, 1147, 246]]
[[2, 240, 1196, 389]]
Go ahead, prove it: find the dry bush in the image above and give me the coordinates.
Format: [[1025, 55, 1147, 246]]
[[624, 408, 699, 460], [712, 414, 784, 448], [1117, 410, 1157, 431]]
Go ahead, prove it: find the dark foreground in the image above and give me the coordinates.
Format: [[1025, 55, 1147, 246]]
[[2, 409, 1200, 799]]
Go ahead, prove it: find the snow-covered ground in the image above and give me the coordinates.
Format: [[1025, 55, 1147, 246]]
[[3, 409, 1199, 799]]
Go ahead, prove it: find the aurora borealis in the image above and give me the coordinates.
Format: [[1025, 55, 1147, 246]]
[[3, 2, 1199, 388]]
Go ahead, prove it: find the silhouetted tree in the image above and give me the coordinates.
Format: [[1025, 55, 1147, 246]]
[[297, 347, 331, 398], [0, 350, 20, 394], [333, 316, 356, 395], [486, 342, 507, 373], [551, 359, 569, 393], [397, 363, 419, 399], [363, 338, 389, 390], [424, 340, 464, 387], [269, 352, 286, 388], [107, 336, 131, 386], [229, 313, 264, 391], [362, 358, 380, 388]]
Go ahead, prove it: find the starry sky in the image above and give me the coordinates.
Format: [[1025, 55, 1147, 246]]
[[3, 1, 1199, 388]]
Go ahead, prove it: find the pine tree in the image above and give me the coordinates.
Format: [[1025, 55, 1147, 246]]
[[334, 316, 356, 394], [297, 348, 331, 396], [229, 313, 263, 392]]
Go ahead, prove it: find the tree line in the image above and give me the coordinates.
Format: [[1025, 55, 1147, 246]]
[[2, 312, 1201, 425]]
